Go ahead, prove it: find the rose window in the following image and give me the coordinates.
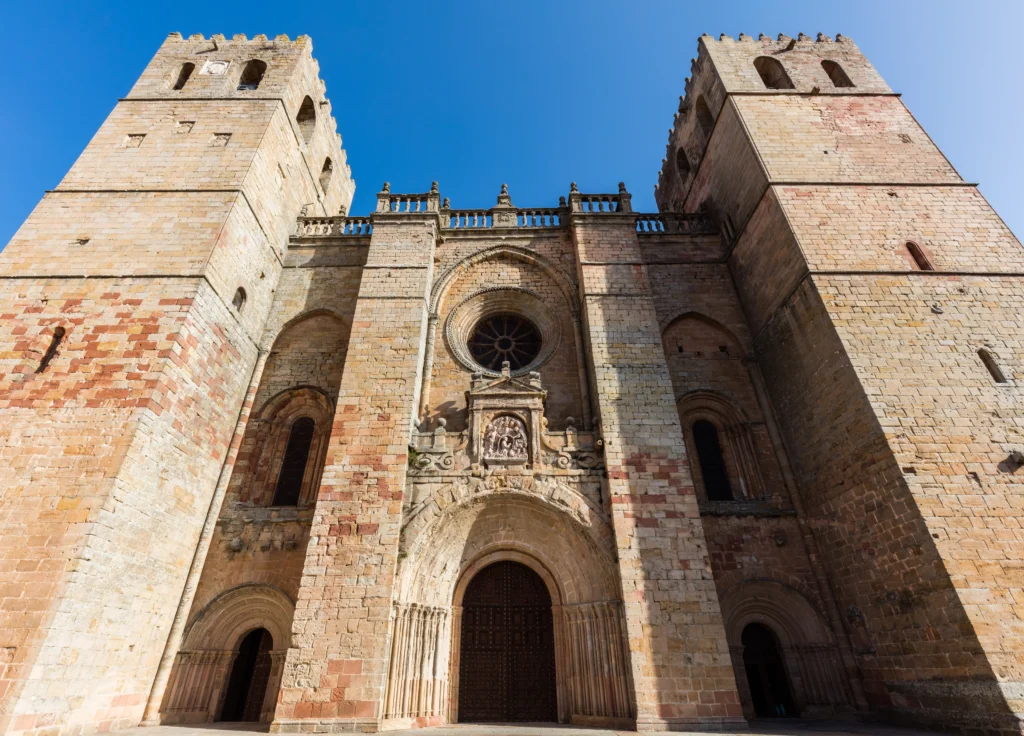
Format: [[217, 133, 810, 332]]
[[468, 314, 542, 372]]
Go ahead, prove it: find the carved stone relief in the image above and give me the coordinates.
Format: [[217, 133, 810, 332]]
[[483, 415, 528, 462]]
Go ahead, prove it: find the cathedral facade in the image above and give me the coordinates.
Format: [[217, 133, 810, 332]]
[[2, 30, 1024, 736]]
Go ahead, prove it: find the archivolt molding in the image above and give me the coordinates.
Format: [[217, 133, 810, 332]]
[[181, 583, 295, 651], [396, 489, 618, 608], [402, 474, 610, 553], [660, 309, 747, 352], [719, 579, 832, 648], [429, 245, 580, 317], [676, 389, 751, 424], [259, 307, 351, 352], [253, 383, 335, 422], [445, 287, 562, 377]]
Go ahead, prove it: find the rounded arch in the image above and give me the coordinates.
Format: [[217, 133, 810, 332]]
[[397, 492, 618, 608], [676, 388, 751, 425], [453, 549, 564, 608], [296, 95, 316, 143], [720, 579, 832, 649], [754, 56, 795, 90], [430, 245, 579, 317], [660, 310, 745, 351], [253, 383, 334, 423], [261, 307, 351, 352], [182, 584, 295, 652]]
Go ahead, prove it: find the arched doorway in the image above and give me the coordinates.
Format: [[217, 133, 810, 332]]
[[457, 561, 557, 722], [219, 628, 273, 722], [742, 623, 798, 718]]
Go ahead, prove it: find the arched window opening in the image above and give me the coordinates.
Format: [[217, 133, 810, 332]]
[[695, 95, 714, 138], [296, 95, 316, 143], [219, 628, 273, 722], [821, 59, 854, 88], [754, 56, 795, 90], [36, 326, 66, 373], [272, 417, 316, 506], [237, 59, 267, 90], [675, 147, 690, 178], [979, 349, 1008, 384], [742, 623, 798, 718], [232, 287, 247, 311], [319, 157, 333, 192], [172, 62, 195, 91], [693, 419, 733, 501], [905, 241, 933, 271]]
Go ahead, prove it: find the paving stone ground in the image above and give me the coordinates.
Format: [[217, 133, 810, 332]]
[[110, 720, 946, 736]]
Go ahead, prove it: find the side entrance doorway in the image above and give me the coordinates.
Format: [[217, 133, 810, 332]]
[[457, 560, 557, 722], [742, 623, 799, 718], [219, 628, 274, 722]]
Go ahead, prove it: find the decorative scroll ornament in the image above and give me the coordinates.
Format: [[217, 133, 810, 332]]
[[483, 415, 528, 462]]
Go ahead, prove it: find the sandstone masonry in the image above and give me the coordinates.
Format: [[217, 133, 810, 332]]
[[0, 29, 1021, 736]]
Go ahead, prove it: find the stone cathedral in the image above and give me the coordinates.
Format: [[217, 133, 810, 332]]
[[2, 28, 1024, 736]]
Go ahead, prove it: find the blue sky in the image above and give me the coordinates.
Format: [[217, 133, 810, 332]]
[[1, 1, 1021, 244]]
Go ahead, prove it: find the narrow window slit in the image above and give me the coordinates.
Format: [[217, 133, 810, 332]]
[[905, 241, 934, 271], [978, 349, 1007, 383]]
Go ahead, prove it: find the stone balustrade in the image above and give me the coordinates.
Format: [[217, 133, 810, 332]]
[[296, 216, 373, 237], [635, 211, 716, 234], [376, 181, 441, 214], [294, 183, 717, 239]]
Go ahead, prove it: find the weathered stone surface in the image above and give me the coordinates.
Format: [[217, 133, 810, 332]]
[[1, 29, 1021, 736]]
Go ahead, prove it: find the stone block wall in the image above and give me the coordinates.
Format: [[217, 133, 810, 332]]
[[572, 215, 744, 729], [0, 31, 351, 736], [658, 30, 1024, 733]]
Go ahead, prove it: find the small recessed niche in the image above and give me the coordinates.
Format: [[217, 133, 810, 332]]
[[210, 133, 231, 147], [123, 134, 145, 148], [232, 287, 247, 311], [176, 120, 195, 134]]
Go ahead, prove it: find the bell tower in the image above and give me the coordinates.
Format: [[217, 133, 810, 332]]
[[0, 32, 352, 736], [657, 32, 1024, 733]]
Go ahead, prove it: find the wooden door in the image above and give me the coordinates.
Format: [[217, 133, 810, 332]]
[[458, 561, 557, 722]]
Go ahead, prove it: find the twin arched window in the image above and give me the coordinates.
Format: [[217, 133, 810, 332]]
[[753, 57, 854, 90], [271, 417, 317, 506], [692, 420, 733, 501]]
